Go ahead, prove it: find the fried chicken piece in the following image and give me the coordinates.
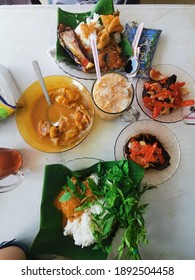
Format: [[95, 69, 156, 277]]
[[98, 46, 125, 72], [49, 88, 66, 103], [73, 105, 91, 130], [100, 14, 115, 28], [100, 14, 123, 33], [65, 89, 81, 102], [55, 88, 81, 106], [49, 126, 62, 145], [49, 126, 60, 139], [107, 16, 123, 33], [55, 94, 69, 106], [97, 28, 110, 50]]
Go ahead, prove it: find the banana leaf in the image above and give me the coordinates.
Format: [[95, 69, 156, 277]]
[[56, 0, 132, 63], [30, 159, 144, 260]]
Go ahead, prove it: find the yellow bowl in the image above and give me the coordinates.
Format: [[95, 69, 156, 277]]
[[15, 76, 94, 153]]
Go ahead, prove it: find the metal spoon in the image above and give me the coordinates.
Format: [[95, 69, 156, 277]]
[[32, 60, 52, 106], [32, 60, 59, 126]]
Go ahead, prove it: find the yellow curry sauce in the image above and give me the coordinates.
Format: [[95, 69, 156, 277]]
[[30, 87, 92, 147], [55, 177, 95, 227]]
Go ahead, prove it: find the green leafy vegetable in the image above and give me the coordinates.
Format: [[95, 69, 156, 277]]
[[87, 161, 153, 260], [67, 176, 76, 191], [75, 201, 94, 212], [59, 176, 87, 202], [59, 191, 71, 203]]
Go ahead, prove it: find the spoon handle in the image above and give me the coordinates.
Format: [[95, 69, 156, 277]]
[[32, 60, 52, 106], [132, 22, 144, 58]]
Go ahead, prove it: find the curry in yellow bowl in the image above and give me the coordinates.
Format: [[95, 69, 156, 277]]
[[16, 76, 94, 153]]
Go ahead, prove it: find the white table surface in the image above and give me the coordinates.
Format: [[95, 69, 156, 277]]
[[0, 4, 195, 260]]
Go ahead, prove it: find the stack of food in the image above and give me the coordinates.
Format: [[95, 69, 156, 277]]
[[57, 11, 129, 72]]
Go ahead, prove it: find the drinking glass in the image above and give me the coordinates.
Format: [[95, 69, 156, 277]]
[[91, 72, 139, 122], [0, 148, 23, 193]]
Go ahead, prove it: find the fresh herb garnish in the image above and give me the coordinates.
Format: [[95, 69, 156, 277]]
[[59, 176, 87, 202]]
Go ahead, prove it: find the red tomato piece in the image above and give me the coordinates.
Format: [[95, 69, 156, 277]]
[[143, 96, 154, 111], [181, 99, 195, 106], [152, 101, 164, 118]]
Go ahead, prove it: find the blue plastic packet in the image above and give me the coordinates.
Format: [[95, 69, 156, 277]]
[[124, 23, 162, 77]]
